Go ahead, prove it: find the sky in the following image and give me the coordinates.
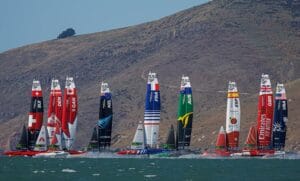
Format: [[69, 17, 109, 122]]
[[0, 0, 209, 53]]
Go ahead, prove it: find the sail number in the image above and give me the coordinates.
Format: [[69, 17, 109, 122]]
[[71, 97, 76, 111], [187, 95, 192, 104], [57, 97, 62, 107], [107, 100, 112, 108], [37, 100, 42, 109]]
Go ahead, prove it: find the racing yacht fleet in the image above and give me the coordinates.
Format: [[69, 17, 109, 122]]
[[4, 73, 289, 157]]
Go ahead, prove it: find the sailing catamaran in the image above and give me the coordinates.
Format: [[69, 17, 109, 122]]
[[87, 82, 113, 151], [257, 74, 274, 151], [28, 80, 44, 150], [118, 72, 166, 155], [272, 83, 288, 152], [97, 82, 113, 150], [225, 81, 240, 151], [176, 76, 193, 150], [61, 77, 78, 151], [47, 79, 63, 150], [5, 78, 82, 157], [5, 80, 45, 156], [35, 77, 83, 157], [203, 81, 240, 157], [233, 74, 276, 156], [144, 72, 160, 148]]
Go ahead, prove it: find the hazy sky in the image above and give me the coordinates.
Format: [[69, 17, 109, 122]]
[[0, 0, 209, 53]]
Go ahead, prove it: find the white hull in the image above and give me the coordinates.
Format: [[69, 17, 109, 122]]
[[33, 151, 69, 158]]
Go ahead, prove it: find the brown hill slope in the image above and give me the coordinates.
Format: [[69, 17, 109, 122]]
[[0, 0, 299, 151]]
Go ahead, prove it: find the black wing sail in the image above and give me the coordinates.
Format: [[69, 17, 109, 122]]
[[164, 124, 176, 149], [16, 124, 28, 150], [272, 84, 288, 151], [98, 82, 113, 150], [88, 127, 99, 151]]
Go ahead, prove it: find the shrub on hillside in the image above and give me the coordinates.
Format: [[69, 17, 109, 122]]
[[57, 28, 76, 39]]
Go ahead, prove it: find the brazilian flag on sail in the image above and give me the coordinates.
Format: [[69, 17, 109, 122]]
[[176, 76, 193, 149]]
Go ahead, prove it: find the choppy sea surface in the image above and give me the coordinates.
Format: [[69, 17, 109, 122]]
[[1, 153, 300, 181]]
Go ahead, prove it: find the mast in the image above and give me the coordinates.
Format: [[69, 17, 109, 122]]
[[225, 81, 240, 151], [257, 74, 274, 150], [176, 76, 193, 150], [61, 77, 78, 150], [144, 72, 161, 148], [131, 121, 145, 150], [98, 82, 113, 151], [28, 80, 44, 150], [272, 83, 288, 151], [47, 79, 63, 149]]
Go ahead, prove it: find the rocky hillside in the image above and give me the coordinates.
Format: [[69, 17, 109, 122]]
[[0, 0, 299, 151]]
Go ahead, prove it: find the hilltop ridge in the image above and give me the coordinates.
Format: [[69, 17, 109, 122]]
[[0, 0, 300, 151]]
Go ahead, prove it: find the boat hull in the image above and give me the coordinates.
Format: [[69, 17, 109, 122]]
[[201, 150, 231, 157], [231, 149, 275, 157], [67, 150, 86, 155], [4, 150, 46, 157], [34, 151, 69, 158], [117, 149, 167, 155]]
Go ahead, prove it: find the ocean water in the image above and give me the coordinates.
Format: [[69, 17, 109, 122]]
[[1, 156, 300, 181]]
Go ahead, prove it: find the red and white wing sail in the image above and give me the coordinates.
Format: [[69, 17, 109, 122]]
[[225, 81, 240, 150], [47, 79, 63, 148], [62, 77, 78, 150], [28, 80, 43, 132], [257, 74, 274, 149]]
